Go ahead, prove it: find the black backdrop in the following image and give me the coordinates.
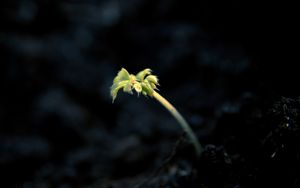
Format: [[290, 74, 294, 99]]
[[0, 1, 299, 187]]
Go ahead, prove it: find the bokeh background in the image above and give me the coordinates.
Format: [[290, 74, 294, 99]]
[[1, 0, 298, 187]]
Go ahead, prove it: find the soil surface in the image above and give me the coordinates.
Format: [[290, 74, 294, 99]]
[[1, 1, 299, 188]]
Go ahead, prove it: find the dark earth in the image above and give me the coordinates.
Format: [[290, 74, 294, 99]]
[[1, 1, 299, 187]]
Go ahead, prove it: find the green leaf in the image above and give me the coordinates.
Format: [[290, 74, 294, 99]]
[[110, 68, 160, 101], [141, 81, 154, 96], [145, 75, 159, 85], [123, 82, 133, 94], [113, 68, 130, 84], [133, 82, 142, 93], [136, 68, 152, 81], [142, 91, 148, 96], [110, 68, 131, 102]]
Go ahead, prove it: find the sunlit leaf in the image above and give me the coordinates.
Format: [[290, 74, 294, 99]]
[[111, 80, 130, 102], [110, 68, 159, 101], [123, 82, 133, 94], [136, 68, 152, 81], [113, 68, 130, 84], [145, 75, 159, 85], [133, 82, 142, 93], [141, 81, 154, 96]]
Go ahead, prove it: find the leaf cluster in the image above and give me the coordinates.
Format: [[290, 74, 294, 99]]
[[110, 68, 159, 102]]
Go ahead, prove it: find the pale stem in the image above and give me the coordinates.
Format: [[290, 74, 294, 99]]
[[152, 91, 202, 156]]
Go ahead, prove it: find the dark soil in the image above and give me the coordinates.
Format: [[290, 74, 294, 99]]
[[1, 1, 299, 188]]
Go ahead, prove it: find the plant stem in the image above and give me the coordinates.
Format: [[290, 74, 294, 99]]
[[152, 91, 202, 156]]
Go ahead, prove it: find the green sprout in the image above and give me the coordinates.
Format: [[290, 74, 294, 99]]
[[110, 68, 202, 156]]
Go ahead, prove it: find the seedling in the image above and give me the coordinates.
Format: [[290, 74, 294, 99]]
[[110, 68, 202, 156]]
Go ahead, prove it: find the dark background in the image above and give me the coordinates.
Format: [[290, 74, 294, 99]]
[[0, 0, 299, 187]]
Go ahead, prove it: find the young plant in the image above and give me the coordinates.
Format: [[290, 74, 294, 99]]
[[110, 68, 202, 156]]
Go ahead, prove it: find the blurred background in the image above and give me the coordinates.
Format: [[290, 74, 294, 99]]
[[0, 0, 298, 187]]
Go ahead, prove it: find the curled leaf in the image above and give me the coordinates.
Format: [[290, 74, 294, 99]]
[[136, 68, 152, 81], [145, 75, 159, 86]]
